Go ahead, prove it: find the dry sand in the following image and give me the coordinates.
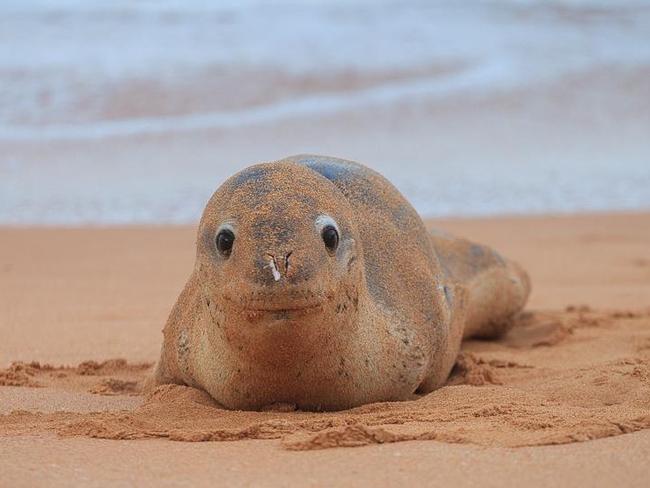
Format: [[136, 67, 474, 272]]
[[1, 212, 649, 486]]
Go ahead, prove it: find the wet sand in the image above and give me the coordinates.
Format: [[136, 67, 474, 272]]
[[1, 212, 649, 486]]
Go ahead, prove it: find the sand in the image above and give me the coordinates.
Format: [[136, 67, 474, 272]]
[[1, 212, 650, 486]]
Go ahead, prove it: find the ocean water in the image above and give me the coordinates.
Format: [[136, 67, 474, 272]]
[[1, 0, 649, 224]]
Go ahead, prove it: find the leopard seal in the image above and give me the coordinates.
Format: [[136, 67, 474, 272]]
[[149, 154, 530, 411]]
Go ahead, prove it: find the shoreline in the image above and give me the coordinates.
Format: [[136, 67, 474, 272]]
[[3, 63, 650, 225], [2, 208, 649, 229]]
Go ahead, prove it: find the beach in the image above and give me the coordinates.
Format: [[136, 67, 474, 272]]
[[1, 212, 649, 486]]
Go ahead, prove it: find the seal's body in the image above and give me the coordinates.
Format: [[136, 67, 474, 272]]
[[150, 155, 530, 410]]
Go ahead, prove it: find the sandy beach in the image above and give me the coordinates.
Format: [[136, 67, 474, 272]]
[[1, 212, 649, 486]]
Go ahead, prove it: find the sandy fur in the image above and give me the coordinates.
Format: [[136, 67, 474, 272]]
[[149, 155, 530, 410]]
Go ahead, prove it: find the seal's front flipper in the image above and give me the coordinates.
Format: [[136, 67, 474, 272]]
[[431, 231, 531, 340]]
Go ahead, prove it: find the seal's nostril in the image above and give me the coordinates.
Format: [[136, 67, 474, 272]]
[[284, 251, 293, 275], [263, 252, 294, 282], [265, 253, 281, 282]]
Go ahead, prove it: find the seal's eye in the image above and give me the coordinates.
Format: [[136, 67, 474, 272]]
[[216, 229, 235, 257], [321, 225, 339, 254]]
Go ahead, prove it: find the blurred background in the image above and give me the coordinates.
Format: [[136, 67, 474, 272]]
[[0, 0, 648, 225]]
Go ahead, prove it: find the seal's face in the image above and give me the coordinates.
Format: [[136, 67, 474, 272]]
[[196, 162, 363, 331]]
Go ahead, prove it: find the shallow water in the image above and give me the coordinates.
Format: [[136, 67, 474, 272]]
[[1, 0, 649, 224]]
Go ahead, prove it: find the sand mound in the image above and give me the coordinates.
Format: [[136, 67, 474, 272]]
[[0, 359, 150, 393], [0, 362, 51, 387], [1, 308, 649, 450]]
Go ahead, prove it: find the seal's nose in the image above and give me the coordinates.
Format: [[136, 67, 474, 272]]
[[263, 251, 293, 282]]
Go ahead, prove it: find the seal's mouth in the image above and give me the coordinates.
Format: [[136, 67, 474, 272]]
[[243, 302, 324, 313], [220, 285, 335, 322], [241, 299, 325, 320], [239, 301, 325, 322], [223, 291, 328, 319]]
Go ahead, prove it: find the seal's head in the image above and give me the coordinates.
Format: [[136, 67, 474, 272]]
[[195, 161, 364, 338], [183, 161, 377, 410]]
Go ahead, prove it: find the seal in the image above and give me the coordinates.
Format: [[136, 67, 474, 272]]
[[149, 154, 530, 411]]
